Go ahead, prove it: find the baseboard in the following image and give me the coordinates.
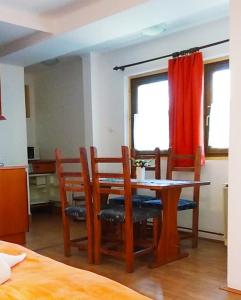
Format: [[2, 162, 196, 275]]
[[198, 231, 224, 242], [220, 286, 241, 295], [178, 226, 224, 242]]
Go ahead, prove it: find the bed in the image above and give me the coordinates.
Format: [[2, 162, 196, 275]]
[[0, 241, 150, 300]]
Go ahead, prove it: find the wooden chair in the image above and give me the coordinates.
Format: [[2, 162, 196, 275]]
[[110, 148, 161, 206], [145, 146, 202, 248], [55, 148, 94, 263], [90, 146, 161, 272]]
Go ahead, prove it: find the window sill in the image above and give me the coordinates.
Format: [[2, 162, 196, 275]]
[[205, 156, 228, 160], [0, 115, 6, 121]]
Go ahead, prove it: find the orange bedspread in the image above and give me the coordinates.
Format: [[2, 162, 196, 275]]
[[0, 241, 150, 300]]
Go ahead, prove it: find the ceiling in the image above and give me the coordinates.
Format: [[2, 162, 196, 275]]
[[0, 0, 93, 14], [0, 0, 229, 67], [0, 22, 35, 45]]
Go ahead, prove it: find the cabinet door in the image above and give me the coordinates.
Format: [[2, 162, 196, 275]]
[[0, 169, 28, 236]]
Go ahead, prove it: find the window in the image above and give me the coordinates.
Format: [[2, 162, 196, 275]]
[[204, 60, 230, 156], [131, 73, 169, 152], [130, 59, 230, 157]]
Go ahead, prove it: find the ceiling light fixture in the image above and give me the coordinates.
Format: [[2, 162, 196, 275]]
[[142, 23, 167, 37]]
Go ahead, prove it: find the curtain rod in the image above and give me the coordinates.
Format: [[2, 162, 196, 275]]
[[113, 39, 229, 71]]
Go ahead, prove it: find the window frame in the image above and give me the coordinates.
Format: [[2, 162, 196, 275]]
[[130, 72, 168, 155], [204, 59, 229, 157], [0, 83, 6, 120]]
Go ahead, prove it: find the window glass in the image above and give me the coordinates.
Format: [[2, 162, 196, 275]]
[[208, 69, 230, 149], [133, 80, 169, 151]]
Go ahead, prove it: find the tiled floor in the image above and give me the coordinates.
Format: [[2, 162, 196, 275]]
[[26, 212, 240, 300]]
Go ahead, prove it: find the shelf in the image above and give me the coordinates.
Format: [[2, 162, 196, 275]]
[[30, 185, 48, 189], [29, 172, 59, 206]]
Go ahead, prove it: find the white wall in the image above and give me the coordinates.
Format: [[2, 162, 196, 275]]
[[82, 55, 93, 150], [84, 17, 229, 239], [0, 64, 27, 166], [29, 58, 85, 158], [228, 0, 241, 291]]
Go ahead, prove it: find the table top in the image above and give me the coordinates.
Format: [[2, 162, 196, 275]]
[[0, 165, 27, 170], [99, 178, 210, 190]]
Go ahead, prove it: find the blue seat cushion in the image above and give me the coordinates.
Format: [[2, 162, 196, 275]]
[[109, 194, 159, 207], [143, 198, 196, 211], [178, 199, 196, 211], [98, 204, 160, 223], [65, 206, 86, 218]]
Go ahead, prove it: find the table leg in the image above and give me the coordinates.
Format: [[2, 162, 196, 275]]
[[150, 187, 188, 268]]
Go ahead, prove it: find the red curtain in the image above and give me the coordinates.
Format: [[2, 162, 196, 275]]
[[168, 52, 205, 166]]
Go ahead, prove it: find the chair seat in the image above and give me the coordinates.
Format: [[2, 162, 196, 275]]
[[109, 194, 158, 207], [143, 198, 196, 211], [98, 205, 160, 223], [65, 206, 86, 218], [178, 199, 197, 211]]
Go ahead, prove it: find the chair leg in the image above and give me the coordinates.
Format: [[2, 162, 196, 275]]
[[125, 221, 134, 273], [62, 213, 71, 257], [192, 207, 199, 248], [153, 216, 161, 258], [94, 216, 101, 264], [86, 219, 94, 264]]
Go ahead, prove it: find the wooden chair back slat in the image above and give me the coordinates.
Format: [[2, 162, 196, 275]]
[[64, 180, 83, 185], [171, 167, 195, 172], [60, 158, 80, 163], [97, 173, 124, 179], [95, 157, 123, 163], [171, 153, 194, 159], [99, 188, 125, 195], [61, 172, 82, 177], [65, 187, 85, 193]]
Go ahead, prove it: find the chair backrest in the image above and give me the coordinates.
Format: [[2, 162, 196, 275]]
[[90, 146, 133, 218], [55, 148, 92, 216], [131, 148, 161, 179], [166, 146, 202, 202]]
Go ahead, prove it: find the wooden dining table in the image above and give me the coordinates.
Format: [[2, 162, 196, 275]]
[[99, 178, 210, 268]]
